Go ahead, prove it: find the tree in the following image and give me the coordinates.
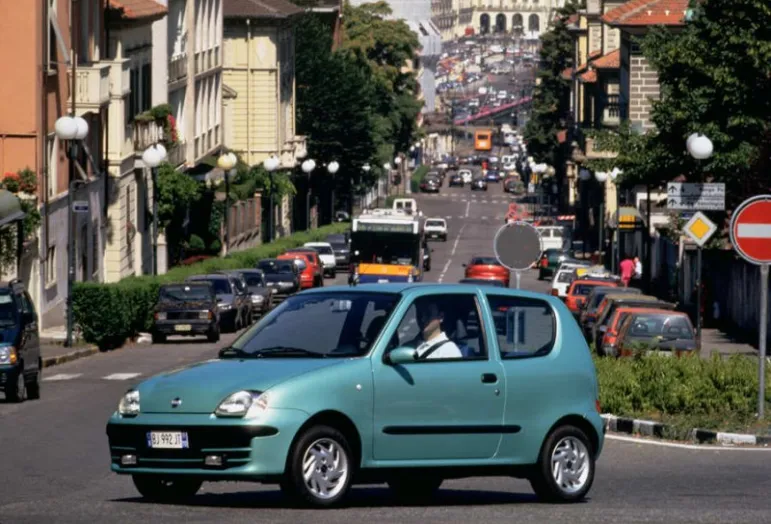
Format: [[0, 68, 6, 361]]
[[619, 0, 771, 206], [522, 1, 579, 167], [155, 162, 200, 261]]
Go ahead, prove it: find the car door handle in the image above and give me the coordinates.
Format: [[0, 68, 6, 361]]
[[481, 373, 498, 384]]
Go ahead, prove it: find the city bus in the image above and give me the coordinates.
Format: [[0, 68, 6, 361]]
[[349, 209, 425, 284], [474, 129, 493, 151]]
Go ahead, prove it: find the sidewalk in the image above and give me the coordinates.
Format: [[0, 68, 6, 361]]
[[39, 328, 99, 368]]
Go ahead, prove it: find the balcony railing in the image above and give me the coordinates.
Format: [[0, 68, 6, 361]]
[[133, 120, 165, 151], [169, 54, 187, 84], [167, 141, 186, 167], [68, 62, 111, 115], [194, 46, 221, 76], [602, 94, 622, 125], [476, 4, 548, 12]]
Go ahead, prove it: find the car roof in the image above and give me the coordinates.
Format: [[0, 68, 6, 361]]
[[301, 283, 557, 302], [305, 241, 331, 246], [187, 274, 228, 280]]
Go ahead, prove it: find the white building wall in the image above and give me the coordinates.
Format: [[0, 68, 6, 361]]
[[152, 0, 169, 105]]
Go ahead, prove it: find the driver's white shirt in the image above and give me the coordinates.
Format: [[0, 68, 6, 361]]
[[415, 332, 462, 359]]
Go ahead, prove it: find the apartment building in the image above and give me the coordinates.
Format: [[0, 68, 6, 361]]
[[431, 0, 457, 41]]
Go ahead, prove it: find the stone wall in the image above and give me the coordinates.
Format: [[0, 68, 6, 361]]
[[628, 46, 660, 131]]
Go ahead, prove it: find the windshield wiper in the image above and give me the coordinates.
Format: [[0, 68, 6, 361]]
[[218, 347, 253, 359], [253, 346, 326, 358]]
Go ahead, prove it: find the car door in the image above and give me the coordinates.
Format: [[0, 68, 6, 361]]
[[372, 291, 505, 461]]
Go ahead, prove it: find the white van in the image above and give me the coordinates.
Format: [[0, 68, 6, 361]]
[[537, 226, 568, 251], [393, 198, 419, 216]]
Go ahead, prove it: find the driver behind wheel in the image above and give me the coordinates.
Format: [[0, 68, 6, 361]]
[[409, 300, 461, 360]]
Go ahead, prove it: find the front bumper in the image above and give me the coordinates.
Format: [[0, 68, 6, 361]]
[[0, 364, 21, 390], [425, 230, 447, 240], [106, 410, 309, 479], [153, 320, 215, 336]]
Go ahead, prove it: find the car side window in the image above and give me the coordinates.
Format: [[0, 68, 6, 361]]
[[20, 292, 34, 316], [389, 294, 487, 360], [486, 295, 555, 358]]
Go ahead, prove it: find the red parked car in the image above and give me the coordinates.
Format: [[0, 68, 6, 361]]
[[277, 253, 322, 289], [462, 256, 510, 287]]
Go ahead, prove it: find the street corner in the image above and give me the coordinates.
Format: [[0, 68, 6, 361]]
[[42, 345, 100, 369]]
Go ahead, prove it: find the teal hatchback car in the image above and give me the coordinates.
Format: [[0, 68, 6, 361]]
[[106, 284, 604, 507]]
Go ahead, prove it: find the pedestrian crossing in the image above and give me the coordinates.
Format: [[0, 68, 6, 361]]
[[423, 193, 512, 205], [43, 372, 142, 382]]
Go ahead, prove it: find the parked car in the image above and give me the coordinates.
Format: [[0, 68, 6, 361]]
[[282, 250, 324, 287], [580, 287, 642, 335], [463, 256, 510, 287], [257, 258, 301, 300], [565, 280, 619, 316], [537, 249, 572, 280], [303, 242, 338, 278], [215, 270, 256, 325], [459, 169, 473, 184], [550, 261, 592, 298], [537, 226, 568, 252], [615, 311, 697, 357], [424, 218, 448, 241], [278, 253, 320, 289], [591, 295, 675, 347], [0, 279, 41, 402], [185, 274, 250, 332], [151, 282, 220, 344], [106, 284, 604, 507], [470, 177, 488, 191], [504, 177, 525, 194], [222, 269, 274, 317], [597, 306, 665, 357], [326, 234, 351, 269]]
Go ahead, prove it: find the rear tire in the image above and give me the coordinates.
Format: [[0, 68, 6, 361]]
[[152, 332, 167, 344], [132, 475, 202, 503], [529, 425, 595, 503], [26, 365, 41, 400], [206, 326, 220, 343], [5, 370, 27, 403]]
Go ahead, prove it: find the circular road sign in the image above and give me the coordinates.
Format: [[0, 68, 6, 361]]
[[730, 195, 771, 265], [494, 221, 543, 271]]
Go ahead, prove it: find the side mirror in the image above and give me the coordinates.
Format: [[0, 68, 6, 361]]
[[385, 347, 418, 365]]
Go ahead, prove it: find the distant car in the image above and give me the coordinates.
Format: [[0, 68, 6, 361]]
[[151, 282, 220, 344], [106, 285, 604, 507], [0, 280, 42, 402], [185, 274, 250, 332], [424, 218, 448, 241], [471, 178, 488, 191], [537, 249, 571, 280], [537, 226, 568, 252], [459, 169, 473, 184], [458, 278, 505, 287], [420, 176, 441, 193], [257, 258, 301, 298], [304, 242, 338, 278], [222, 269, 274, 316], [504, 177, 525, 194], [615, 311, 697, 357], [448, 173, 464, 187], [485, 170, 501, 182], [463, 256, 510, 287]]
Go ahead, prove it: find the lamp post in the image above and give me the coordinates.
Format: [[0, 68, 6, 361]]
[[327, 161, 340, 222], [595, 171, 609, 265], [579, 168, 592, 258], [216, 152, 238, 253], [263, 154, 280, 241], [55, 115, 89, 347], [383, 162, 392, 198], [609, 167, 623, 273], [362, 164, 371, 209], [142, 144, 167, 275], [302, 159, 316, 230], [394, 156, 403, 195], [686, 133, 714, 347]]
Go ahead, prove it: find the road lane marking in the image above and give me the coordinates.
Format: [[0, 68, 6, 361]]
[[465, 201, 470, 218], [606, 434, 771, 451], [438, 224, 467, 283], [43, 373, 82, 382], [445, 215, 452, 219], [103, 373, 142, 381], [481, 216, 488, 220]]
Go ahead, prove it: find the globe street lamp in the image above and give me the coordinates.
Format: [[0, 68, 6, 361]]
[[609, 167, 624, 273], [327, 161, 340, 222], [263, 155, 280, 242], [142, 144, 168, 275], [217, 152, 238, 253], [302, 159, 316, 230], [55, 115, 90, 348]]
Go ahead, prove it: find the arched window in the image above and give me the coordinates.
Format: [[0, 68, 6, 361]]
[[495, 13, 507, 33], [480, 13, 491, 35], [528, 14, 540, 33], [512, 13, 524, 30]]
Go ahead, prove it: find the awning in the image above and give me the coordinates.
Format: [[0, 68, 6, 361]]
[[0, 189, 25, 229], [608, 206, 645, 230], [49, 3, 71, 65]]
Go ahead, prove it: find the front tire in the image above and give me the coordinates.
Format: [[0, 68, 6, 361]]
[[131, 475, 202, 503], [5, 370, 27, 403], [529, 425, 595, 503], [282, 425, 354, 507], [26, 365, 41, 400], [206, 326, 220, 343]]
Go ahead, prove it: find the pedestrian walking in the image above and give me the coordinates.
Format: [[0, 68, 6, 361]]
[[632, 256, 643, 288], [620, 256, 635, 287]]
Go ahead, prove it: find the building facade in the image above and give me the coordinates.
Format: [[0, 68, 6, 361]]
[[431, 0, 457, 41]]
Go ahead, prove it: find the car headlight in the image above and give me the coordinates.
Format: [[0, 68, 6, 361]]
[[0, 346, 17, 365], [198, 310, 212, 320], [155, 312, 167, 321], [214, 390, 269, 418], [252, 295, 264, 303], [218, 303, 232, 310], [118, 390, 140, 416]]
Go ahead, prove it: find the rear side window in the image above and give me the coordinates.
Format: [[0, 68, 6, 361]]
[[486, 295, 555, 358], [557, 272, 573, 283], [573, 284, 595, 296], [471, 257, 499, 266]]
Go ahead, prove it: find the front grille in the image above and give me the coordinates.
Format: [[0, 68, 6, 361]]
[[107, 424, 277, 470], [166, 311, 205, 320]]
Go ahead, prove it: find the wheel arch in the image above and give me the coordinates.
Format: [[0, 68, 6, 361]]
[[287, 410, 363, 469], [541, 414, 601, 459]]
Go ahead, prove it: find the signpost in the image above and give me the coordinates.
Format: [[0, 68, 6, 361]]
[[683, 211, 718, 347], [72, 200, 89, 213], [667, 182, 726, 210], [493, 221, 543, 289], [729, 195, 771, 420]]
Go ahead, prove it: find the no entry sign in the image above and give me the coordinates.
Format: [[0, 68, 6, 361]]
[[730, 195, 771, 264]]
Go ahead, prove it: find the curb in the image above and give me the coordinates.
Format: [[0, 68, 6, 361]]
[[42, 346, 100, 369], [601, 414, 771, 447]]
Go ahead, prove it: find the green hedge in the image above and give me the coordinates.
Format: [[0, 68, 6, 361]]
[[410, 165, 429, 193], [73, 223, 349, 350], [595, 353, 771, 433]]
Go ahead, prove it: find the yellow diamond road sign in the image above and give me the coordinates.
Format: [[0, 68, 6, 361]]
[[684, 211, 717, 247]]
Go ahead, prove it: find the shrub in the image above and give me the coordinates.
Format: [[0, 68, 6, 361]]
[[595, 353, 771, 430], [410, 165, 429, 193], [187, 234, 205, 251], [73, 223, 349, 349]]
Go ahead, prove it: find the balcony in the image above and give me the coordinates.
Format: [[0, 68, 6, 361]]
[[68, 62, 111, 115], [279, 135, 308, 169], [133, 120, 165, 152], [194, 47, 221, 76], [169, 54, 187, 85], [603, 94, 621, 125], [193, 124, 221, 160], [167, 141, 186, 167]]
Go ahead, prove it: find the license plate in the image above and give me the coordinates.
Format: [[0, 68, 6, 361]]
[[174, 324, 192, 332], [378, 279, 389, 283], [430, 233, 439, 237], [147, 431, 189, 449]]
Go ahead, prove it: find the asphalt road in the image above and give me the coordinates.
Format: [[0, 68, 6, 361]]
[[1, 181, 770, 523]]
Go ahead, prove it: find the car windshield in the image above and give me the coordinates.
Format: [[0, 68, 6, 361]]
[[190, 278, 231, 295], [0, 293, 18, 325], [229, 292, 401, 358], [573, 284, 597, 296], [628, 314, 694, 339], [471, 257, 499, 265], [243, 273, 265, 286], [159, 285, 212, 302], [330, 242, 348, 251], [425, 220, 445, 227], [259, 260, 295, 274], [308, 245, 334, 255]]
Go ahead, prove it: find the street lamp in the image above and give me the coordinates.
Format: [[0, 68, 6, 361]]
[[302, 159, 316, 230], [362, 164, 372, 209], [609, 167, 624, 273], [217, 152, 238, 253], [595, 171, 610, 263], [327, 161, 340, 222], [263, 154, 280, 242], [55, 114, 89, 348], [686, 134, 714, 347], [142, 144, 167, 276]]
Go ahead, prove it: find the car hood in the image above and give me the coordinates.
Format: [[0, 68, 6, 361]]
[[248, 286, 271, 297], [137, 359, 345, 414]]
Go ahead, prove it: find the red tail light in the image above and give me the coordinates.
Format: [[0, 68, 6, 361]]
[[540, 258, 548, 268], [595, 399, 601, 413]]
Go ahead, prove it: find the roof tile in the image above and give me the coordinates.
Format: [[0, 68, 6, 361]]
[[592, 49, 620, 69], [579, 70, 597, 83], [224, 0, 302, 19], [602, 0, 689, 27], [108, 0, 167, 20]]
